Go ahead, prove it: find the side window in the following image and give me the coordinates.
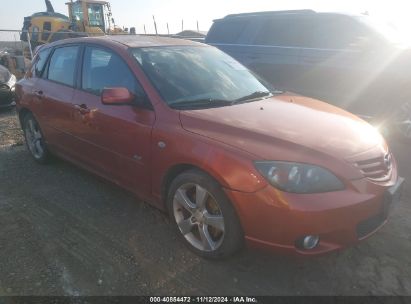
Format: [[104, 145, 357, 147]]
[[72, 2, 84, 21], [47, 46, 79, 87], [42, 21, 52, 41], [254, 17, 311, 47], [206, 19, 249, 44], [31, 26, 39, 42], [33, 48, 51, 78], [87, 4, 104, 27], [307, 17, 370, 49], [82, 46, 144, 98]]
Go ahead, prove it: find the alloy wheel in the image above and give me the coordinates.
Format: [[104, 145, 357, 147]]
[[25, 118, 45, 159], [173, 183, 225, 252]]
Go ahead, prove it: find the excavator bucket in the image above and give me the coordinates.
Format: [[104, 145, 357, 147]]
[[45, 0, 55, 13]]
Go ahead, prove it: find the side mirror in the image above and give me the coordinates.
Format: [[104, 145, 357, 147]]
[[101, 88, 134, 105]]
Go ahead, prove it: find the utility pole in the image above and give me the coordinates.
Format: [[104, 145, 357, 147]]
[[197, 20, 199, 32], [167, 23, 170, 35], [144, 24, 146, 34], [153, 15, 158, 35], [181, 19, 184, 32]]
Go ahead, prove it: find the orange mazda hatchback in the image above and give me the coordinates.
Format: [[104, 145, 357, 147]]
[[15, 36, 403, 258]]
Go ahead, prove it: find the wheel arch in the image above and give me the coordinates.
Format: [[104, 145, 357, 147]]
[[161, 163, 202, 208], [18, 107, 33, 126], [160, 162, 237, 209]]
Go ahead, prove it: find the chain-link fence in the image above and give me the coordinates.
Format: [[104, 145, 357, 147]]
[[0, 30, 31, 80], [0, 28, 205, 80], [0, 29, 143, 79]]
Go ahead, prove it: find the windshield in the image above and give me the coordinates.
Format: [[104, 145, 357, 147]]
[[88, 4, 105, 27], [130, 46, 270, 109]]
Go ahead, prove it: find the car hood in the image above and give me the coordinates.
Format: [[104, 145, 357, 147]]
[[179, 93, 387, 162]]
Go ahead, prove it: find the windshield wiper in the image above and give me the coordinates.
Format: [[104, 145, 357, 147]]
[[232, 91, 272, 104], [169, 98, 232, 110]]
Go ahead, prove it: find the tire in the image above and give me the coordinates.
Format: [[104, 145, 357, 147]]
[[167, 169, 244, 259], [22, 113, 49, 164]]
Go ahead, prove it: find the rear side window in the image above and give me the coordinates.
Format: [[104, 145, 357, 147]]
[[47, 46, 79, 87], [254, 17, 312, 47], [254, 15, 371, 49], [33, 48, 51, 77], [82, 46, 144, 97], [307, 17, 370, 49], [206, 19, 249, 44]]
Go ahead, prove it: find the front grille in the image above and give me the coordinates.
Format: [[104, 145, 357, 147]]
[[356, 212, 386, 239], [354, 153, 392, 182]]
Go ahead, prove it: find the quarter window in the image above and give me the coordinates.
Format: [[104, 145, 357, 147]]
[[47, 46, 79, 87]]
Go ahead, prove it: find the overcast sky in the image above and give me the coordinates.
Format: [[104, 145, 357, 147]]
[[1, 0, 410, 39]]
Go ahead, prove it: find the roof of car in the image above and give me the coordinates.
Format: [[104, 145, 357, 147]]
[[224, 9, 316, 19], [215, 10, 360, 21], [48, 35, 204, 49]]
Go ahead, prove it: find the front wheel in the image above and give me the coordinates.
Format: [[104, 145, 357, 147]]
[[167, 170, 244, 259]]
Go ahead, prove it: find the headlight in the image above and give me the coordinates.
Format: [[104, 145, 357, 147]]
[[7, 74, 16, 88], [254, 161, 345, 194]]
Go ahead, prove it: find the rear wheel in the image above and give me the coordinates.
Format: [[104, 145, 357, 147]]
[[167, 169, 244, 259], [22, 113, 49, 163]]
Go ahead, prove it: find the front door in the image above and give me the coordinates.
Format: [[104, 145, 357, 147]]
[[70, 45, 155, 197]]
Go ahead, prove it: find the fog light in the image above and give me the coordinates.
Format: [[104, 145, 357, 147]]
[[296, 235, 320, 250]]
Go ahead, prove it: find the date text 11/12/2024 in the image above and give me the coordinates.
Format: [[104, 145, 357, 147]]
[[149, 297, 258, 303]]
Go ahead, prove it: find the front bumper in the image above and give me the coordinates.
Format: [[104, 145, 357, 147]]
[[225, 176, 404, 256]]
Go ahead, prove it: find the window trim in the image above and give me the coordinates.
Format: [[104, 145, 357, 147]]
[[33, 47, 52, 79], [45, 44, 82, 88]]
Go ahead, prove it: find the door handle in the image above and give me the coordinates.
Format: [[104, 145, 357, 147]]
[[74, 104, 91, 115], [33, 90, 43, 97]]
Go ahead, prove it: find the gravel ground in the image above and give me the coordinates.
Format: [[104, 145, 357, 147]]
[[0, 107, 410, 296]]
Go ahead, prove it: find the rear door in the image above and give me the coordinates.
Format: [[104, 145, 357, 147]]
[[34, 45, 81, 155], [70, 45, 155, 196], [17, 47, 51, 126]]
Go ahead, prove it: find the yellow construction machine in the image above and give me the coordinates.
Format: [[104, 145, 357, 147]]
[[21, 0, 125, 48]]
